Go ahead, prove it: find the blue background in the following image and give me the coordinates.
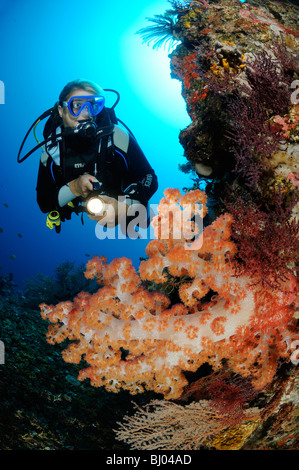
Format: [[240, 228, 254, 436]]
[[0, 0, 193, 289]]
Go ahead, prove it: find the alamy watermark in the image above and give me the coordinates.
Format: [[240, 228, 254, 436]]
[[0, 80, 4, 104], [0, 341, 4, 364], [290, 340, 299, 366], [291, 80, 299, 105], [94, 199, 204, 250]]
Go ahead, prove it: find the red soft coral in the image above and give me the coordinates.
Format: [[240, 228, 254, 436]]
[[40, 189, 298, 399]]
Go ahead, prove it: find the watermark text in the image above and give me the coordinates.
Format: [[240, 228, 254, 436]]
[[291, 80, 299, 105], [0, 341, 5, 364], [0, 80, 4, 104], [290, 340, 299, 366], [94, 199, 203, 250]]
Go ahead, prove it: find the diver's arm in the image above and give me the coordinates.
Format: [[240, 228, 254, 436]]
[[56, 175, 98, 207], [36, 159, 59, 213], [37, 153, 97, 211], [57, 174, 99, 207], [36, 156, 76, 212], [122, 135, 158, 205], [57, 184, 77, 207], [113, 126, 158, 205], [67, 174, 98, 199], [123, 169, 158, 206]]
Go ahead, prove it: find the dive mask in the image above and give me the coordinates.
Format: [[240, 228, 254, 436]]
[[63, 95, 105, 117]]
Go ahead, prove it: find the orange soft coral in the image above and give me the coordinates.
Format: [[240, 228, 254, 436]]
[[40, 189, 298, 399]]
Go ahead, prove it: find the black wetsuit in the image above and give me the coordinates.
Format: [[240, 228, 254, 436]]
[[36, 119, 158, 221]]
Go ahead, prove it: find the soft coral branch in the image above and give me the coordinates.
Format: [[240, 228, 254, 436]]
[[40, 189, 298, 398]]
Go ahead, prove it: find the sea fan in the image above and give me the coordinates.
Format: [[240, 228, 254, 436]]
[[226, 192, 299, 290], [136, 9, 181, 51]]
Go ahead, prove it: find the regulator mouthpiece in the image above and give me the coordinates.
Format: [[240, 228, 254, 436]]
[[73, 120, 98, 138]]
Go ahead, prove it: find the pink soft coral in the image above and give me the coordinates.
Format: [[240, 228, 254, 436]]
[[40, 189, 298, 399]]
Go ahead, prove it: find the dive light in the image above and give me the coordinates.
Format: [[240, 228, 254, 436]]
[[85, 182, 106, 216], [86, 195, 106, 215]]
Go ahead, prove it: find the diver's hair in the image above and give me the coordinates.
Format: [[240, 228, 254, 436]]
[[58, 79, 105, 104]]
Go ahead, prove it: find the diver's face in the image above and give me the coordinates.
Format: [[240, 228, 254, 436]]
[[58, 88, 95, 128]]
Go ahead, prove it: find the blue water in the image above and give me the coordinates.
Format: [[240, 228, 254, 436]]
[[0, 0, 193, 289]]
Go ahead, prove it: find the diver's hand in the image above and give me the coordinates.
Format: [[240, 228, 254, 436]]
[[69, 174, 98, 198], [88, 196, 128, 228]]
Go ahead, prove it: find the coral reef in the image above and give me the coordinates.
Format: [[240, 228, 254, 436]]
[[39, 0, 299, 450], [39, 190, 245, 398], [226, 191, 299, 289], [40, 188, 297, 402], [114, 398, 259, 450], [23, 260, 98, 308], [169, 0, 299, 196], [0, 274, 149, 450]]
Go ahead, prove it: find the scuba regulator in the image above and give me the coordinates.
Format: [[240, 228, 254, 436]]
[[73, 120, 98, 139], [65, 120, 99, 139], [17, 88, 135, 164]]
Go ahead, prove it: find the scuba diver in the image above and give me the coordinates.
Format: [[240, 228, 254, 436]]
[[18, 79, 158, 233]]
